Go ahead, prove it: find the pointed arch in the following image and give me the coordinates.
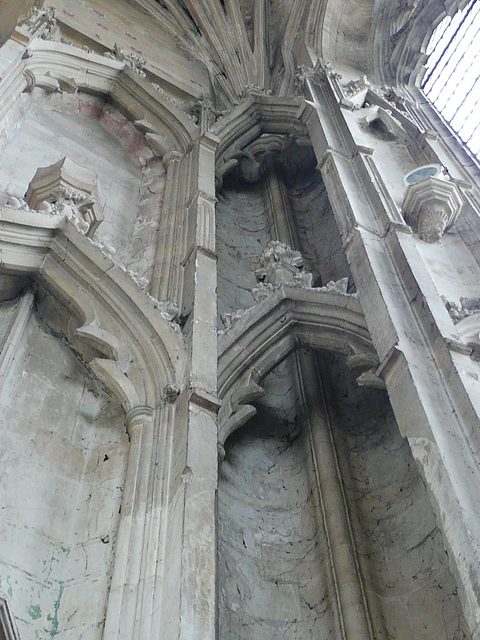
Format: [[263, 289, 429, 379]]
[[5, 39, 198, 158], [0, 208, 186, 412], [217, 284, 377, 445]]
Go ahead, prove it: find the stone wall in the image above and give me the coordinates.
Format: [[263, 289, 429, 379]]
[[0, 90, 165, 285], [0, 298, 128, 639], [218, 355, 338, 640], [324, 352, 471, 640]]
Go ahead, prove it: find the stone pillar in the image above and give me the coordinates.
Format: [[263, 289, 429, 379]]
[[298, 63, 480, 638], [150, 150, 184, 305], [179, 132, 220, 640], [254, 0, 268, 89], [298, 352, 373, 640], [263, 147, 372, 640], [103, 405, 155, 640]]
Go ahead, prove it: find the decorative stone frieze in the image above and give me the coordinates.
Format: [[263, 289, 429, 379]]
[[402, 174, 464, 243], [25, 157, 105, 237]]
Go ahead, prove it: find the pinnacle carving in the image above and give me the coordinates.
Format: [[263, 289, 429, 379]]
[[295, 59, 342, 90], [253, 241, 313, 300], [105, 44, 147, 77], [24, 157, 105, 237]]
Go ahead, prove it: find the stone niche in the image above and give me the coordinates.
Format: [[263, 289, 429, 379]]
[[25, 156, 105, 237]]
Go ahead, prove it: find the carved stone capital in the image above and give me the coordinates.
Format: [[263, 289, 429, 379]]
[[125, 405, 155, 437], [22, 69, 36, 93], [162, 150, 183, 170], [163, 383, 181, 404]]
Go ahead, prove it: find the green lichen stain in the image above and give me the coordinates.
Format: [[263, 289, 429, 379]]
[[5, 576, 13, 599], [27, 604, 42, 620], [46, 583, 64, 637]]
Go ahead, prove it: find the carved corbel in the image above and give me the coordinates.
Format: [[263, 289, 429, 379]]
[[402, 169, 464, 242], [218, 381, 265, 446], [163, 383, 181, 403]]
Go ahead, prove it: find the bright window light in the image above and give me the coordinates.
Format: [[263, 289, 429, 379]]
[[422, 0, 480, 158]]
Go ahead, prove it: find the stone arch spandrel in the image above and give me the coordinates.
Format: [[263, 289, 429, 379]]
[[0, 38, 203, 294]]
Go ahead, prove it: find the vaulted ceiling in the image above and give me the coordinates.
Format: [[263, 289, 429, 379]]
[[132, 0, 312, 105], [1, 0, 450, 101], [130, 0, 441, 101]]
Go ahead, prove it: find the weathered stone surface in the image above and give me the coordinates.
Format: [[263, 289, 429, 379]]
[[0, 1, 479, 639]]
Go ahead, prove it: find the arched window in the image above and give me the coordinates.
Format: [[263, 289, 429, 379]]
[[421, 0, 480, 158]]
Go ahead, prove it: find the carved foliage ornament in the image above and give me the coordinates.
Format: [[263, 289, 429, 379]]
[[295, 59, 342, 90], [253, 241, 313, 300], [105, 44, 146, 78], [24, 157, 105, 237], [220, 241, 349, 329]]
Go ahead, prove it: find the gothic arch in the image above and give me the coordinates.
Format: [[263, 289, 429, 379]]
[[212, 94, 309, 179], [0, 209, 186, 411], [12, 39, 198, 157], [374, 0, 472, 86], [217, 284, 377, 446]]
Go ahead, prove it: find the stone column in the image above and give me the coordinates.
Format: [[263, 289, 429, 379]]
[[262, 155, 300, 249], [179, 132, 220, 640], [103, 405, 155, 640], [298, 352, 373, 640], [299, 63, 480, 638], [150, 150, 184, 305], [264, 149, 372, 640]]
